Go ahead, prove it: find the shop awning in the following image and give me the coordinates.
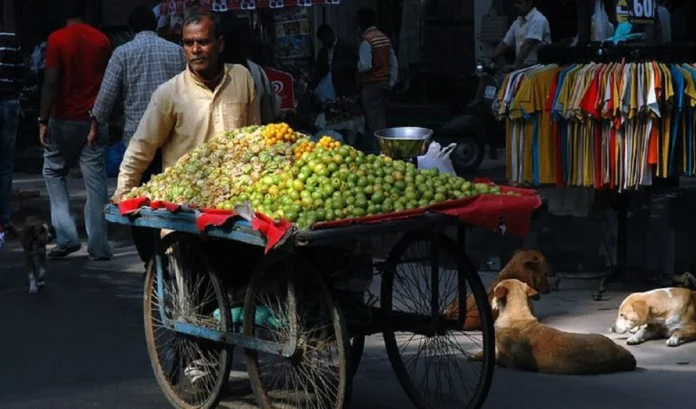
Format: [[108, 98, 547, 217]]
[[162, 0, 340, 15]]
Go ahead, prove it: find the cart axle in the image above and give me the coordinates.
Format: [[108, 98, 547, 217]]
[[169, 320, 296, 358]]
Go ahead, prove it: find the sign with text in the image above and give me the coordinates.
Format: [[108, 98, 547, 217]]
[[616, 0, 657, 25], [262, 67, 295, 111]]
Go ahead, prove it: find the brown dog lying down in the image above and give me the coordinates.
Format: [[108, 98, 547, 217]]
[[611, 288, 696, 347], [445, 250, 551, 331], [472, 279, 637, 375]]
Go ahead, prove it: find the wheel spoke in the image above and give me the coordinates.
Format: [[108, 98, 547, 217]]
[[382, 233, 494, 409], [245, 254, 349, 409], [144, 234, 231, 409]]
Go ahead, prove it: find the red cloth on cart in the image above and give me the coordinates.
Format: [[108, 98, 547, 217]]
[[117, 180, 541, 252]]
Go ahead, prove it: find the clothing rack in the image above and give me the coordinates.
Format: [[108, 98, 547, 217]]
[[538, 43, 696, 65], [511, 45, 694, 299]]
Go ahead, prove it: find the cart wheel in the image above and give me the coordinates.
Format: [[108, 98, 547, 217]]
[[381, 232, 495, 409], [244, 252, 351, 409], [144, 233, 232, 409]]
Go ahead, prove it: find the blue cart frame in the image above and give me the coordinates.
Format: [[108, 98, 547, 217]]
[[105, 204, 498, 409]]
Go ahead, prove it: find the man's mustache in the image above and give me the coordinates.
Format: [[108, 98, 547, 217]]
[[191, 55, 207, 62]]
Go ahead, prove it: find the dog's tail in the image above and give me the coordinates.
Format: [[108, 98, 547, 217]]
[[616, 346, 637, 372], [3, 225, 19, 239]]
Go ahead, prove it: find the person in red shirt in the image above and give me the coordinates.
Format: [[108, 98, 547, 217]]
[[38, 4, 113, 260]]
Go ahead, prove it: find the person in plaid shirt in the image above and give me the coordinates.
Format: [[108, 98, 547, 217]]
[[89, 6, 186, 147], [89, 6, 185, 269]]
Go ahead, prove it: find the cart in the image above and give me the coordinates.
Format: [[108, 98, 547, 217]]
[[106, 185, 541, 409]]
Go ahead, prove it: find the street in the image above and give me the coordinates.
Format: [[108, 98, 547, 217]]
[[2, 229, 696, 409], [2, 157, 696, 409]]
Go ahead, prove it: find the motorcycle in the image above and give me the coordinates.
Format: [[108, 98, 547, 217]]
[[431, 60, 505, 174]]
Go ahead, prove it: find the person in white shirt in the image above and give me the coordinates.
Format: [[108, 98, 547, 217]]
[[491, 0, 551, 71]]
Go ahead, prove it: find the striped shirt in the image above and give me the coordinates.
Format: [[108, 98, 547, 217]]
[[91, 31, 186, 145], [0, 31, 25, 99]]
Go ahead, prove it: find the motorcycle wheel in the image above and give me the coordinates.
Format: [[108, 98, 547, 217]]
[[450, 136, 486, 174]]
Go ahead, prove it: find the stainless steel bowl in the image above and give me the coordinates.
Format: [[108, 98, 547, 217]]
[[375, 127, 434, 159]]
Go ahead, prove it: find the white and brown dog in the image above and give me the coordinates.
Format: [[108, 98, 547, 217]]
[[611, 288, 696, 347]]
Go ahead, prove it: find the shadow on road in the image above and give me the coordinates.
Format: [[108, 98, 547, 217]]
[[0, 236, 170, 409]]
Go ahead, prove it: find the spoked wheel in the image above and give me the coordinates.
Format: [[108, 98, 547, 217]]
[[244, 252, 351, 409], [144, 232, 232, 409], [381, 232, 495, 409]]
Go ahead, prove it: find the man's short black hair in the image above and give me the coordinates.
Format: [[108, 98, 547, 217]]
[[357, 8, 377, 30], [128, 6, 157, 33], [183, 10, 223, 37], [316, 24, 334, 39], [66, 0, 88, 20]]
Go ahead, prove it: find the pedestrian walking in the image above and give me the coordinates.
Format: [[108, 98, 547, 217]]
[[356, 8, 398, 154], [89, 6, 186, 269], [39, 4, 113, 260], [0, 25, 25, 243]]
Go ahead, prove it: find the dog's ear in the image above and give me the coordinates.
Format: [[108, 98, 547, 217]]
[[526, 285, 541, 301], [632, 300, 650, 321], [492, 285, 508, 310]]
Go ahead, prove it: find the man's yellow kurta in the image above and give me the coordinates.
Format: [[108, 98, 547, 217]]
[[114, 63, 261, 199]]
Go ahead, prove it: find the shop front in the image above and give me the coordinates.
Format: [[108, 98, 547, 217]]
[[494, 0, 696, 296]]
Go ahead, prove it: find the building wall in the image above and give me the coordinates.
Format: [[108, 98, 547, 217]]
[[101, 0, 153, 26]]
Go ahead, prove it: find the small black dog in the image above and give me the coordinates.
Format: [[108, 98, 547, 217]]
[[7, 216, 54, 294]]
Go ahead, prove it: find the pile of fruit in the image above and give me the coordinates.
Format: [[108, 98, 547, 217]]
[[124, 123, 514, 230]]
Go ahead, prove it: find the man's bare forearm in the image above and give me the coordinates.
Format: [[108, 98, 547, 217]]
[[39, 79, 58, 120], [513, 40, 539, 68]]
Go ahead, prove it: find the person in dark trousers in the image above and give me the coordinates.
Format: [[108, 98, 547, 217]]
[[356, 8, 398, 154], [0, 22, 25, 239], [310, 24, 358, 103], [39, 3, 113, 260], [89, 6, 186, 271]]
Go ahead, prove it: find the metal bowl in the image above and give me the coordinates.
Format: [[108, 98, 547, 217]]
[[375, 127, 434, 159]]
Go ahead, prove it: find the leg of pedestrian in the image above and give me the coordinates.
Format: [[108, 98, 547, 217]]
[[361, 82, 387, 154], [80, 123, 112, 260], [0, 99, 20, 229], [43, 119, 82, 258]]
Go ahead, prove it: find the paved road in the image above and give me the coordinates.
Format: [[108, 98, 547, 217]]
[[0, 237, 171, 409], [3, 231, 696, 409]]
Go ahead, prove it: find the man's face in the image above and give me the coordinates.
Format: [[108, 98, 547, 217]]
[[514, 0, 534, 15], [182, 17, 224, 75]]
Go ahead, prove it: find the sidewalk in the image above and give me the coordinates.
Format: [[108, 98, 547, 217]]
[[11, 172, 119, 232]]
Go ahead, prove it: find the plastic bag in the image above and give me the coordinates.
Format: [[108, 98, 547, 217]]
[[417, 141, 457, 175], [591, 0, 615, 42], [106, 141, 127, 178]]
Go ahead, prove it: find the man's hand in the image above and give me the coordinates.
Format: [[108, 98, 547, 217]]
[[39, 123, 48, 146], [110, 195, 121, 205], [88, 121, 99, 146]]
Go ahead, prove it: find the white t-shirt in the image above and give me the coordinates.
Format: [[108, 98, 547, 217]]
[[502, 8, 552, 66], [153, 4, 169, 30]]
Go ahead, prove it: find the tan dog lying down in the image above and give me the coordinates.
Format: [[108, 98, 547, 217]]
[[611, 288, 696, 347], [445, 250, 551, 331], [472, 279, 636, 375]]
